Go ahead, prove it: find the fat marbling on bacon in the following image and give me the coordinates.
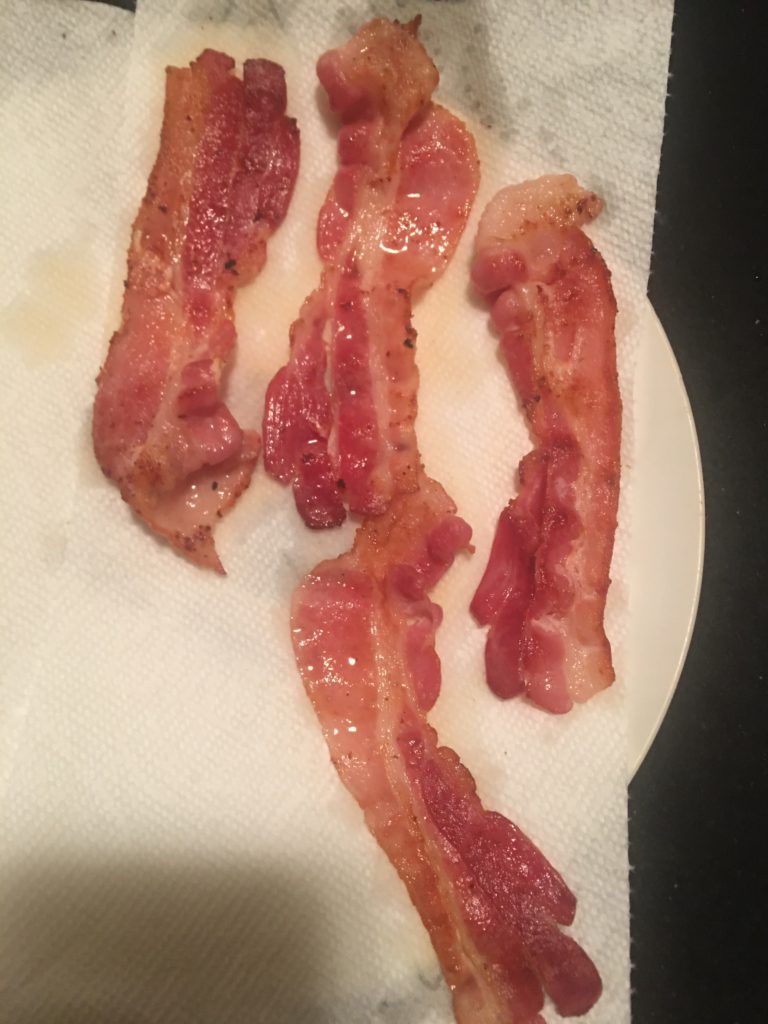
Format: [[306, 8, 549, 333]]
[[292, 475, 602, 1023], [93, 50, 299, 572], [470, 176, 621, 714], [263, 17, 479, 527], [286, 22, 601, 1020]]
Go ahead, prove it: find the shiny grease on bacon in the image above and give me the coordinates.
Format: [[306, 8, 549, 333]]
[[286, 22, 601, 1021], [263, 18, 479, 527], [93, 50, 299, 572], [470, 176, 621, 713], [292, 477, 602, 1023]]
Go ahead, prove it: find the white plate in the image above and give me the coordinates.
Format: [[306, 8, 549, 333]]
[[626, 301, 705, 778]]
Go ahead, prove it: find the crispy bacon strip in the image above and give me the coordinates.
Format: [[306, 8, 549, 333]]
[[263, 18, 479, 527], [470, 176, 621, 713], [292, 476, 602, 1023], [93, 50, 299, 571]]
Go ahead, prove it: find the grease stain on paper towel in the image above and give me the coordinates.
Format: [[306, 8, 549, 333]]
[[0, 236, 100, 368]]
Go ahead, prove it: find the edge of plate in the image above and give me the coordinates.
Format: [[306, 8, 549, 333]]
[[628, 301, 705, 779]]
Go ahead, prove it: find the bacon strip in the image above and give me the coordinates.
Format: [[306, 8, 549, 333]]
[[282, 27, 601, 1019], [470, 176, 621, 713], [263, 18, 479, 527], [93, 50, 299, 571], [292, 476, 602, 1023]]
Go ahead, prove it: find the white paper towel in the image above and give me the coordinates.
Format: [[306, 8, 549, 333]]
[[0, 1, 673, 1021], [0, 0, 135, 799]]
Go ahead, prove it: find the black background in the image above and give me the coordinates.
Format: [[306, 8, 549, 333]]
[[633, 3, 767, 1022], [94, 1, 768, 1020]]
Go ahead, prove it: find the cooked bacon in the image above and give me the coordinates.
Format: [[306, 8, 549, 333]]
[[93, 50, 299, 571], [470, 176, 621, 713], [263, 19, 479, 527], [292, 475, 602, 1022]]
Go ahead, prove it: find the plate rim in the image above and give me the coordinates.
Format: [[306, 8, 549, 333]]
[[628, 301, 705, 779]]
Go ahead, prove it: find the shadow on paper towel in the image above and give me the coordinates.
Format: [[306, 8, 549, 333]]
[[0, 854, 321, 1023], [0, 852, 448, 1023]]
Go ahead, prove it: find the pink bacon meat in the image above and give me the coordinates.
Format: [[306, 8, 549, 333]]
[[292, 476, 602, 1023], [93, 50, 299, 572], [470, 176, 621, 713], [263, 18, 479, 527]]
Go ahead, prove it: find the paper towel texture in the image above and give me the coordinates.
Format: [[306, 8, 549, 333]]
[[0, 1, 673, 1021], [0, 0, 135, 797]]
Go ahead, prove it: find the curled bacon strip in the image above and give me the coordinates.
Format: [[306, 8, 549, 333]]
[[93, 50, 299, 571], [470, 175, 621, 712], [263, 18, 479, 527], [283, 26, 601, 1020], [292, 476, 602, 1023]]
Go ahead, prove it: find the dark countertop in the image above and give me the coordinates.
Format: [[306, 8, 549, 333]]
[[91, 1, 768, 1020], [633, 3, 767, 1021]]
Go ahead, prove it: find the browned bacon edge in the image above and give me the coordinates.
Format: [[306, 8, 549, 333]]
[[470, 176, 621, 714], [93, 49, 299, 572], [263, 18, 479, 527]]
